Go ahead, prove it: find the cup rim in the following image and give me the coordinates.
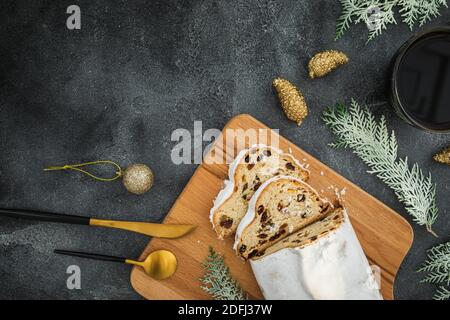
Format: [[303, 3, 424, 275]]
[[391, 26, 450, 133]]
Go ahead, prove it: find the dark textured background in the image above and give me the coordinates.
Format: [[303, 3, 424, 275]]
[[0, 0, 449, 300]]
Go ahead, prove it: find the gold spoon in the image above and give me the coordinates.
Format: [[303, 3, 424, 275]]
[[54, 249, 177, 280]]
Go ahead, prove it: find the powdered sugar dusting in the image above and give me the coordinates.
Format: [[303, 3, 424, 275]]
[[250, 210, 383, 300]]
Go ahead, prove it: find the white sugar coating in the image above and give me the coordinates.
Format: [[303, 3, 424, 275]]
[[288, 147, 292, 153], [320, 171, 324, 176], [250, 209, 383, 300]]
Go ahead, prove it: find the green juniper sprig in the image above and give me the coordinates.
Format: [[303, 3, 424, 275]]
[[433, 286, 450, 300], [322, 99, 439, 235], [335, 0, 448, 43], [418, 242, 450, 300], [199, 247, 247, 300]]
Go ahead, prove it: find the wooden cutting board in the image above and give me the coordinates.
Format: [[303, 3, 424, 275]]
[[130, 114, 413, 300]]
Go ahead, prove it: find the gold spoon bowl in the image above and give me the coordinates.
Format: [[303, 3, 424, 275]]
[[126, 250, 177, 280], [54, 249, 178, 280]]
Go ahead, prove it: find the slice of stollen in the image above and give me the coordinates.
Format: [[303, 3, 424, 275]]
[[210, 145, 309, 239], [234, 175, 333, 260], [254, 207, 345, 259], [250, 207, 383, 300]]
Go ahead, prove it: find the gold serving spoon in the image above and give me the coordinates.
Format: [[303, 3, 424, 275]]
[[0, 208, 195, 239], [55, 249, 177, 280]]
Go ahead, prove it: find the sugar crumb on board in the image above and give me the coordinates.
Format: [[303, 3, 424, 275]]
[[334, 187, 347, 204], [335, 187, 347, 197]]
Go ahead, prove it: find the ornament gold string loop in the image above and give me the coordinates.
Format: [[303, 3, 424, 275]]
[[44, 160, 123, 182]]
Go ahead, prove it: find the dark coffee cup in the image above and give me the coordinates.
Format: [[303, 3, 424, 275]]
[[390, 26, 450, 133]]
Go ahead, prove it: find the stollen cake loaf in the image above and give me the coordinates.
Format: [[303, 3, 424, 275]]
[[249, 207, 383, 300], [234, 176, 333, 260], [210, 145, 309, 239]]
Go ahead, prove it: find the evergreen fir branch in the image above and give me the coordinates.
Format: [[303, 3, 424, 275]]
[[418, 0, 447, 26], [322, 99, 439, 235], [434, 286, 450, 300], [418, 242, 450, 284], [398, 0, 420, 29], [421, 270, 450, 284], [199, 247, 247, 300], [335, 0, 448, 42], [335, 0, 360, 40], [418, 242, 450, 299], [418, 242, 450, 273]]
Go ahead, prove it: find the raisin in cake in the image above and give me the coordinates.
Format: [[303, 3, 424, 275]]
[[234, 176, 333, 260], [210, 145, 309, 239], [250, 207, 383, 300]]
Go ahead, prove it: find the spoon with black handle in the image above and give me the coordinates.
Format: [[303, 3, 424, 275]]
[[54, 249, 177, 280]]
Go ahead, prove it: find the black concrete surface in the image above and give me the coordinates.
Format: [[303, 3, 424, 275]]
[[0, 0, 449, 299]]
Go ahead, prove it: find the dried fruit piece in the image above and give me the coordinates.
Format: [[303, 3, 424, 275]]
[[261, 211, 268, 222], [257, 205, 265, 214], [248, 250, 258, 259], [273, 78, 308, 126], [320, 203, 330, 213], [286, 162, 295, 171], [308, 50, 348, 79], [258, 233, 268, 238], [433, 146, 450, 165], [253, 182, 262, 191], [219, 216, 234, 229], [255, 250, 265, 257], [277, 202, 284, 211]]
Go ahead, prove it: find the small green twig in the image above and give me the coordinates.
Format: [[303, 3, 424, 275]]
[[199, 247, 247, 300]]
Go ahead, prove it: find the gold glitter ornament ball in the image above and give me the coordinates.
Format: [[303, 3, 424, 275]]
[[122, 164, 154, 194], [433, 146, 450, 166], [273, 78, 308, 126], [308, 50, 348, 79]]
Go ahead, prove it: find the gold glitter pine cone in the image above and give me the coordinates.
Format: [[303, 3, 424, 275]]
[[308, 50, 349, 79], [273, 78, 308, 126], [433, 146, 450, 166], [122, 163, 154, 194]]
